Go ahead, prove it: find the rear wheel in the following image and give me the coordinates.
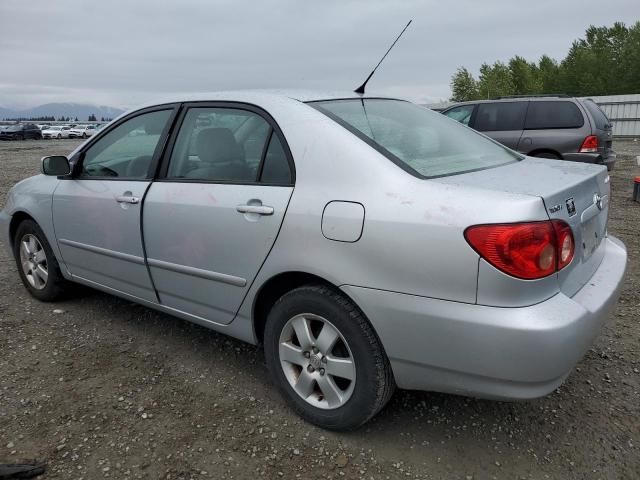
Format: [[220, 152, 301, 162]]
[[264, 285, 395, 430], [13, 220, 68, 301]]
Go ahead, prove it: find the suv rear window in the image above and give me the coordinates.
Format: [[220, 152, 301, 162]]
[[474, 102, 527, 132], [310, 99, 520, 178], [583, 99, 611, 130], [524, 101, 584, 129]]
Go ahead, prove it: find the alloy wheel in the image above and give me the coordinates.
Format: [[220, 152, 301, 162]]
[[19, 234, 48, 290], [279, 313, 356, 409]]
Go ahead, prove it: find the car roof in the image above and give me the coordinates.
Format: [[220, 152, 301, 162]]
[[127, 89, 402, 111], [446, 96, 581, 109]]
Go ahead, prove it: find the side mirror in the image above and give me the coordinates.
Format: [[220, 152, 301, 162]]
[[41, 156, 71, 176]]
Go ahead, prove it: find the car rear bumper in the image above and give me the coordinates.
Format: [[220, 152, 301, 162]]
[[564, 151, 617, 171], [341, 235, 627, 400]]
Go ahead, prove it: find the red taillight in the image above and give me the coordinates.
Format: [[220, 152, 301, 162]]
[[579, 135, 599, 153], [464, 220, 575, 280]]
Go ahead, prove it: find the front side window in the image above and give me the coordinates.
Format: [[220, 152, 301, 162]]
[[311, 99, 519, 178], [474, 102, 527, 132], [81, 109, 172, 178], [167, 107, 278, 183], [524, 101, 584, 129], [443, 105, 475, 126]]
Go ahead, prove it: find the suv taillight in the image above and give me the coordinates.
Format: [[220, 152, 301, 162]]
[[579, 135, 599, 153], [464, 220, 575, 280]]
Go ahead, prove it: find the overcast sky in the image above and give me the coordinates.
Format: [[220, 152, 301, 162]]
[[1, 0, 638, 109]]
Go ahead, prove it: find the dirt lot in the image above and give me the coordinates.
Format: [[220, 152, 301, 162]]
[[0, 138, 638, 480]]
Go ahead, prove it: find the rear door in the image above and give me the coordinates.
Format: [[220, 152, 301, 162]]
[[52, 106, 177, 301], [519, 100, 586, 155], [471, 101, 527, 150], [143, 103, 295, 325]]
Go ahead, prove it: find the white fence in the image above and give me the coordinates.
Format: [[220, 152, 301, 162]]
[[580, 94, 640, 137]]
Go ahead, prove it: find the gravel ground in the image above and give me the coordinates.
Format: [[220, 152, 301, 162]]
[[0, 138, 638, 480]]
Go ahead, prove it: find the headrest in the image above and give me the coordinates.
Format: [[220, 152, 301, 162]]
[[196, 128, 243, 164]]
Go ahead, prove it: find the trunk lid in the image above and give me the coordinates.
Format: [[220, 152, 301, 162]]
[[436, 157, 610, 297]]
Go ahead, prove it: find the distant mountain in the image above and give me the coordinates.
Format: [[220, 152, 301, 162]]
[[0, 103, 125, 121]]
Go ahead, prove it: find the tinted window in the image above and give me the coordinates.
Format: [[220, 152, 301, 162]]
[[443, 105, 475, 126], [524, 101, 584, 129], [82, 109, 172, 178], [311, 99, 519, 178], [260, 133, 291, 184], [167, 107, 271, 183], [474, 102, 527, 132], [583, 100, 611, 130]]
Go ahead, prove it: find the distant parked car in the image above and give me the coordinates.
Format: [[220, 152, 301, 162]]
[[42, 125, 72, 139], [441, 96, 616, 170], [37, 124, 51, 130], [68, 125, 97, 139], [0, 123, 42, 140]]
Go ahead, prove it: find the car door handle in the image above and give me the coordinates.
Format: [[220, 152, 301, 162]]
[[236, 204, 274, 215], [115, 195, 140, 204]]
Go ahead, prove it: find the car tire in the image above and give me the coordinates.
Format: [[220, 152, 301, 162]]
[[57, 134, 61, 139], [264, 284, 395, 430], [533, 152, 561, 159], [82, 133, 87, 138], [13, 220, 69, 302]]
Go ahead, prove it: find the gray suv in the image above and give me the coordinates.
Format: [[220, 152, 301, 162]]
[[442, 96, 616, 170]]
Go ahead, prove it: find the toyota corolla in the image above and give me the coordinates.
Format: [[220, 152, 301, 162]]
[[0, 91, 627, 430]]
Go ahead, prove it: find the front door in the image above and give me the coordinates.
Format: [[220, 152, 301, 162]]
[[143, 104, 295, 324], [52, 107, 176, 302], [472, 101, 527, 150]]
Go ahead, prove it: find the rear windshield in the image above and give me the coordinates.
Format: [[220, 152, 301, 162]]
[[310, 99, 520, 178], [583, 100, 611, 130]]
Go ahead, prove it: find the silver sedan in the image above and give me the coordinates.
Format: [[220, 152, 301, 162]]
[[0, 92, 627, 430]]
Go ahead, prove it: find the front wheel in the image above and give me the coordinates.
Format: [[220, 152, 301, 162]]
[[57, 134, 61, 139], [13, 220, 69, 301], [264, 285, 395, 430], [82, 132, 87, 138]]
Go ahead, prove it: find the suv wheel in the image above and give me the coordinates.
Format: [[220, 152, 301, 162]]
[[264, 285, 395, 430]]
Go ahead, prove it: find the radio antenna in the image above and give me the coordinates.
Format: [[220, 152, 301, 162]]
[[354, 20, 412, 94]]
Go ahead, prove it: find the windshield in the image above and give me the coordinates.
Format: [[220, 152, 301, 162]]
[[310, 99, 520, 178]]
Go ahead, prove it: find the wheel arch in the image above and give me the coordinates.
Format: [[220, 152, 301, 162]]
[[527, 148, 563, 159], [252, 271, 362, 345], [9, 211, 37, 254]]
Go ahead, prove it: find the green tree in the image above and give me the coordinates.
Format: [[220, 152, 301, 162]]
[[449, 21, 640, 99], [477, 62, 514, 99], [450, 67, 479, 101]]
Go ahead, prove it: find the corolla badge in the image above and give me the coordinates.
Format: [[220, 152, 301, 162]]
[[593, 193, 603, 211]]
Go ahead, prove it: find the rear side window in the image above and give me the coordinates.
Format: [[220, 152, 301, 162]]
[[166, 107, 292, 185], [474, 102, 527, 132], [583, 100, 611, 130], [524, 101, 584, 129]]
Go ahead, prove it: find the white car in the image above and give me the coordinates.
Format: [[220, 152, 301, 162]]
[[42, 126, 71, 139], [68, 125, 97, 139]]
